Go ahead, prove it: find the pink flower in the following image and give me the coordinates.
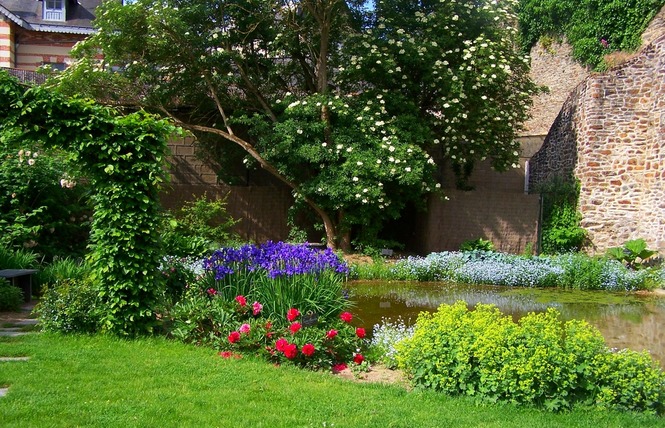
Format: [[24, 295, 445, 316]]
[[326, 329, 338, 339], [275, 338, 288, 352], [235, 295, 247, 306], [239, 323, 251, 334], [287, 308, 300, 322], [219, 351, 241, 359], [289, 322, 302, 334], [355, 327, 366, 339], [252, 301, 263, 316], [228, 331, 241, 344], [206, 288, 217, 296], [340, 312, 353, 323], [353, 353, 365, 365], [283, 343, 298, 359], [301, 343, 315, 357], [332, 363, 348, 373]]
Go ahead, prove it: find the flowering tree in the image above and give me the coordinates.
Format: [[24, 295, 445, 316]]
[[56, 0, 535, 251]]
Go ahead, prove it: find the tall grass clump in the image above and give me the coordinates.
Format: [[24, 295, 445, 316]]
[[0, 246, 37, 269]]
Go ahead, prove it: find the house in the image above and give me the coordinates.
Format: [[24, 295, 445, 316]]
[[0, 0, 103, 79]]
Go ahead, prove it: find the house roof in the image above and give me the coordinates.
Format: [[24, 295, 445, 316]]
[[0, 0, 104, 35]]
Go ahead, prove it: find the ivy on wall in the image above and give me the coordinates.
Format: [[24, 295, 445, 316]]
[[537, 177, 587, 254], [0, 71, 176, 335], [517, 0, 665, 69]]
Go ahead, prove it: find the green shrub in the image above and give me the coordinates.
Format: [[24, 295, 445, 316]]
[[459, 238, 495, 252], [592, 349, 665, 414], [606, 238, 658, 269], [162, 194, 240, 257], [0, 278, 23, 311], [35, 278, 100, 333], [396, 301, 665, 413], [0, 139, 92, 260]]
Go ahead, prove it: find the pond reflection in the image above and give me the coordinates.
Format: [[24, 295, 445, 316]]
[[349, 281, 665, 366]]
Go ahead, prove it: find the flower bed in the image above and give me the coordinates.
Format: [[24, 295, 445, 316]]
[[389, 251, 659, 291], [167, 241, 367, 371]]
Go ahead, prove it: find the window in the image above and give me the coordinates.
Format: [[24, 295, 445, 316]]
[[43, 0, 66, 22], [42, 62, 67, 71]]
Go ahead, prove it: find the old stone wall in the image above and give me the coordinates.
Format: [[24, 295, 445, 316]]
[[523, 39, 590, 137], [530, 34, 665, 252]]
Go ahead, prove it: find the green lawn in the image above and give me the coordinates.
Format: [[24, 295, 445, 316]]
[[0, 334, 661, 427]]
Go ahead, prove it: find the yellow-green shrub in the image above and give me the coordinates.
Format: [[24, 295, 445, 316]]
[[396, 301, 665, 413]]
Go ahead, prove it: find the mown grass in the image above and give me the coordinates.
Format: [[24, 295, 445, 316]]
[[0, 334, 662, 427]]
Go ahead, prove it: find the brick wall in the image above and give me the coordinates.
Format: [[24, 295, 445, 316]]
[[529, 34, 665, 252], [412, 138, 542, 255], [14, 30, 85, 70], [0, 17, 13, 68], [162, 136, 293, 243], [165, 135, 542, 253]]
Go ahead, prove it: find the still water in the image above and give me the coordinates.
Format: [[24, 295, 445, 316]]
[[349, 281, 665, 366]]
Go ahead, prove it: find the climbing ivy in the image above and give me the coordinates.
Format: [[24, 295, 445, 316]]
[[517, 0, 665, 70], [538, 177, 587, 254], [0, 70, 176, 335]]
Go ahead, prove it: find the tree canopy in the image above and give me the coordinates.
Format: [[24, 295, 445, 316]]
[[56, 0, 536, 251]]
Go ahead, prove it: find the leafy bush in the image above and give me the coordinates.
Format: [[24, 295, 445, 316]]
[[459, 238, 495, 252], [35, 278, 100, 333], [0, 278, 23, 311], [606, 238, 658, 269], [0, 139, 91, 260], [162, 193, 241, 257], [517, 0, 665, 70], [537, 178, 587, 255], [396, 302, 665, 413]]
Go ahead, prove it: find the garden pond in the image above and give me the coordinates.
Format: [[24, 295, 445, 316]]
[[349, 281, 665, 366]]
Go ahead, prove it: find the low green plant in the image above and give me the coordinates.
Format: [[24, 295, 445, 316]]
[[348, 258, 395, 280], [34, 257, 90, 296], [606, 239, 658, 269], [0, 246, 37, 269], [396, 301, 665, 414], [35, 278, 100, 333], [0, 278, 23, 311], [459, 238, 495, 252], [166, 193, 240, 253]]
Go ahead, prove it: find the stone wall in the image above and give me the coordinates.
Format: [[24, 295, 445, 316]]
[[523, 39, 590, 137], [529, 34, 665, 252]]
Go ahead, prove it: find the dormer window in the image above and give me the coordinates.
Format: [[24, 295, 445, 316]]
[[43, 0, 66, 22]]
